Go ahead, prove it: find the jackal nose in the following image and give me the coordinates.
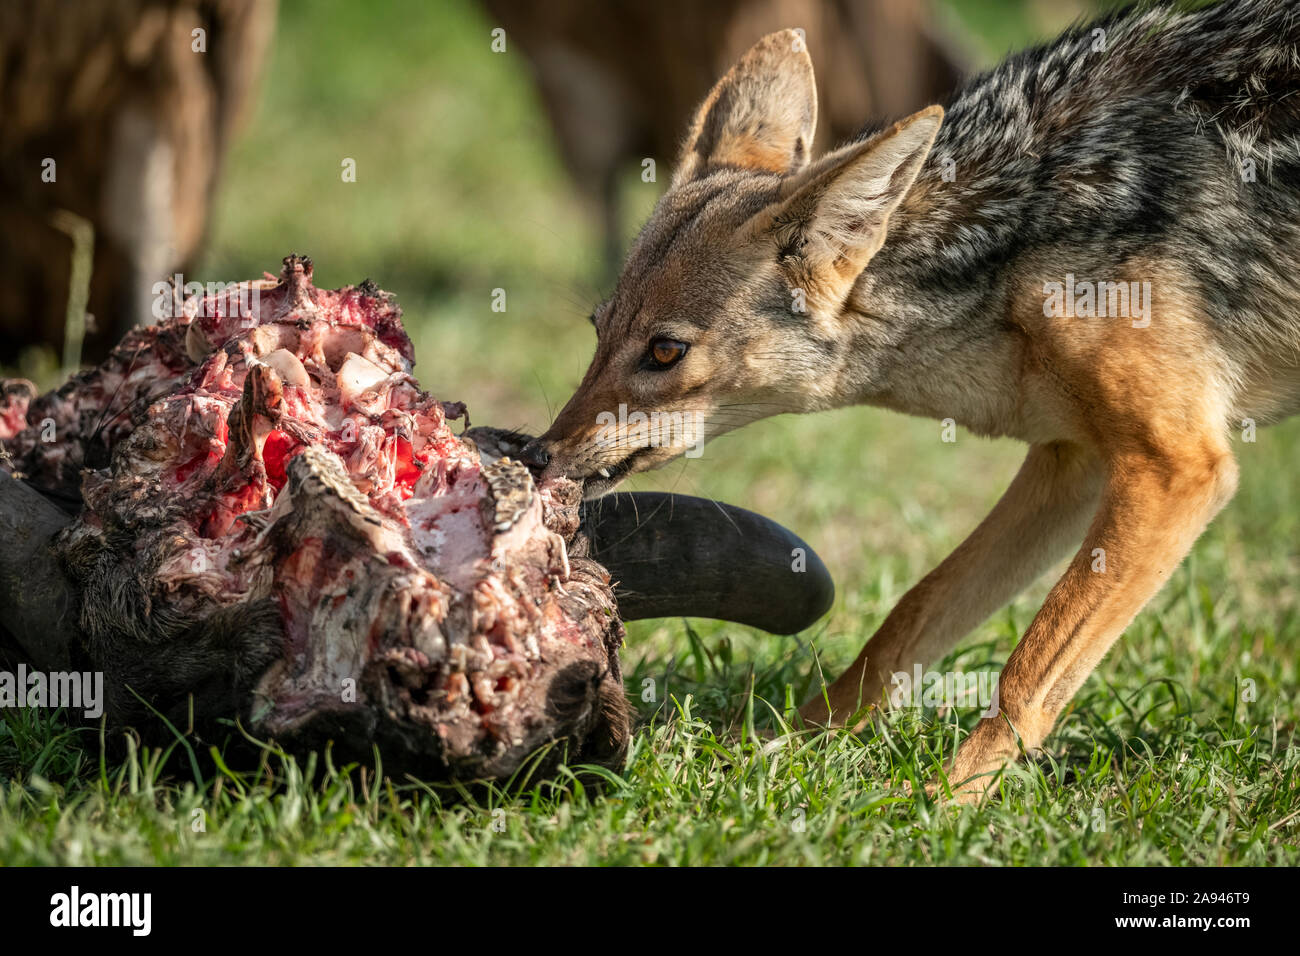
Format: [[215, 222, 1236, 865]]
[[517, 438, 551, 472]]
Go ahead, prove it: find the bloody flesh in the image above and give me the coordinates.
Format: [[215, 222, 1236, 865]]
[[0, 256, 628, 778]]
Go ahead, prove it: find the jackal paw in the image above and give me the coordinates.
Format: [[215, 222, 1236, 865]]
[[930, 718, 1024, 804]]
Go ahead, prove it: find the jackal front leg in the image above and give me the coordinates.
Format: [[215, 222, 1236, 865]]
[[942, 442, 1239, 801], [800, 441, 1103, 729]]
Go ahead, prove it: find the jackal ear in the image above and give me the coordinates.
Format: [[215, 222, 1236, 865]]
[[765, 106, 943, 283], [672, 29, 818, 185]]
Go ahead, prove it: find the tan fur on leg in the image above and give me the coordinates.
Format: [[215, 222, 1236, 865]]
[[800, 440, 1103, 729]]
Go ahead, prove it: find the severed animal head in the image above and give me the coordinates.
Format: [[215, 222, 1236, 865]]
[[0, 255, 832, 783]]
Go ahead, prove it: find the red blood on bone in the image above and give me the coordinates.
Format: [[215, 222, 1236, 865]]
[[393, 437, 422, 492], [202, 478, 268, 537], [174, 453, 209, 483], [262, 430, 297, 491], [0, 399, 28, 440]]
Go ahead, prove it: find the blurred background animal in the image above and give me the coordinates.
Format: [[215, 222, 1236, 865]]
[[2, 0, 1079, 370], [0, 0, 276, 366], [483, 0, 968, 271]]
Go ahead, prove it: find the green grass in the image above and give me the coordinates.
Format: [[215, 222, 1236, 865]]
[[2, 0, 1297, 865]]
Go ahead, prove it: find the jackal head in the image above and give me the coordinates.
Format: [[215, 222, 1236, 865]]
[[526, 30, 942, 497]]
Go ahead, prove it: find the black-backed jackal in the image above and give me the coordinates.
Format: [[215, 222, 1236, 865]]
[[523, 0, 1300, 799]]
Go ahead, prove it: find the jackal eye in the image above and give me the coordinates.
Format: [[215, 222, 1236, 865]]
[[646, 338, 689, 370]]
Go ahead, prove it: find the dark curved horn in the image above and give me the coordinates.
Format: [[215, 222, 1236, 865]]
[[0, 471, 80, 669], [581, 491, 834, 634], [1, 473, 837, 669]]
